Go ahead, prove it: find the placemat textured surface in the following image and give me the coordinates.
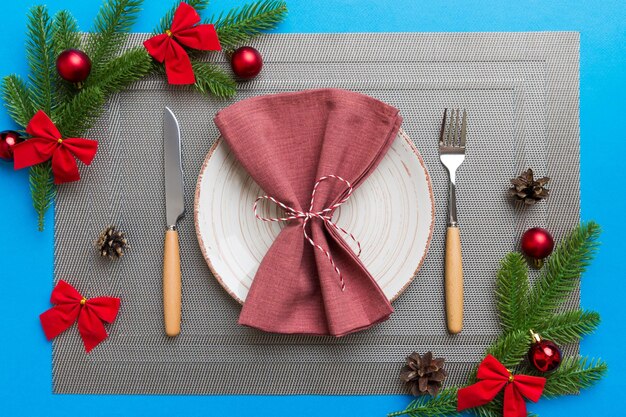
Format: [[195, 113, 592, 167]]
[[53, 32, 580, 394]]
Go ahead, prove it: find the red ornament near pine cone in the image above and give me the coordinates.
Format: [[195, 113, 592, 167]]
[[231, 46, 263, 79], [521, 227, 554, 268], [56, 49, 92, 83], [0, 130, 24, 161]]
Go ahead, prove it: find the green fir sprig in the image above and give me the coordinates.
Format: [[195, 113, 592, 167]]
[[390, 222, 607, 417], [2, 0, 287, 230]]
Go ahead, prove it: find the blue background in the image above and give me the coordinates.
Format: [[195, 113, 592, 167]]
[[1, 1, 624, 416]]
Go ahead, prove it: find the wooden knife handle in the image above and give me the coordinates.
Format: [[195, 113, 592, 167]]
[[163, 229, 181, 337], [445, 226, 463, 334]]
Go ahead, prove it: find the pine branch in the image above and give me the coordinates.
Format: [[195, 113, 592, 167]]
[[97, 47, 153, 95], [192, 61, 237, 98], [211, 0, 288, 50], [388, 388, 459, 417], [525, 222, 601, 329], [534, 309, 600, 345], [55, 86, 106, 138], [540, 357, 607, 397], [87, 0, 143, 78], [154, 0, 211, 34], [486, 329, 531, 368], [52, 10, 82, 55], [1, 75, 36, 127], [29, 162, 56, 232], [496, 252, 530, 332], [26, 5, 56, 114]]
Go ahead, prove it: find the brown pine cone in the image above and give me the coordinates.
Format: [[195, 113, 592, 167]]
[[509, 168, 550, 205], [400, 351, 448, 396], [96, 226, 128, 258]]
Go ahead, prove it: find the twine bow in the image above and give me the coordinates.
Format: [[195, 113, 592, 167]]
[[254, 175, 361, 291]]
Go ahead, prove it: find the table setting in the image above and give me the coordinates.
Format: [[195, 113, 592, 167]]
[[1, 1, 623, 416]]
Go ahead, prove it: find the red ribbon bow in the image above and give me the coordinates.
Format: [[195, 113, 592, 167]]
[[143, 2, 221, 85], [39, 280, 121, 353], [457, 355, 546, 417], [12, 110, 98, 184]]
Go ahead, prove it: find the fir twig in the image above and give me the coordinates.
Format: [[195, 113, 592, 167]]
[[211, 0, 288, 50], [540, 357, 607, 397], [55, 86, 106, 138], [51, 10, 82, 55], [154, 0, 210, 34], [29, 162, 56, 232], [388, 387, 459, 417], [496, 252, 530, 332], [1, 75, 36, 127], [192, 61, 237, 98], [486, 329, 531, 368], [525, 222, 601, 329], [97, 47, 153, 95], [534, 309, 600, 345], [26, 5, 56, 115], [87, 0, 143, 78]]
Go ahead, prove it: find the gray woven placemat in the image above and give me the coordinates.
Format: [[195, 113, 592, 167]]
[[53, 32, 580, 394]]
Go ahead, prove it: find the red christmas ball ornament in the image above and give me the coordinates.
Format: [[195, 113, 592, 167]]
[[528, 332, 562, 372], [230, 46, 263, 79], [0, 130, 24, 161], [521, 227, 554, 268], [56, 49, 92, 83]]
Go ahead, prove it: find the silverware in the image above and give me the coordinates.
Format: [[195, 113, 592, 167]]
[[163, 107, 185, 337], [438, 108, 466, 334]]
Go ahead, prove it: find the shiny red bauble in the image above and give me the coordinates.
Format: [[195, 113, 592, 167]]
[[528, 335, 562, 372], [56, 49, 92, 83], [0, 130, 24, 161], [521, 227, 554, 260], [230, 46, 263, 79]]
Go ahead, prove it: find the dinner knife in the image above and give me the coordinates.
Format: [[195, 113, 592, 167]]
[[163, 107, 184, 337]]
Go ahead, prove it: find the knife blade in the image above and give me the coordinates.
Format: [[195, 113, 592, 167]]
[[163, 107, 184, 337]]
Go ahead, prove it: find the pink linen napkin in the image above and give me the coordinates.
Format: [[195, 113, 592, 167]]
[[214, 88, 402, 336]]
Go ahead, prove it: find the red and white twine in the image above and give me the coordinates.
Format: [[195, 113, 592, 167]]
[[253, 175, 361, 291]]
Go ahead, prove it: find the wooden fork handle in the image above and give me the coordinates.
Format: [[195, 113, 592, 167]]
[[163, 229, 181, 337], [445, 226, 463, 334]]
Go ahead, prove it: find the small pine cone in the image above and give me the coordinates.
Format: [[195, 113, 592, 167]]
[[400, 351, 448, 397], [509, 168, 550, 205], [96, 226, 128, 259]]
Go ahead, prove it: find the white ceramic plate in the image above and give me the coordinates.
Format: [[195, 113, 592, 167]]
[[194, 129, 434, 303]]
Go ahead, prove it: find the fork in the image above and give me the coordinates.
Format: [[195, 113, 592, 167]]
[[439, 108, 466, 334]]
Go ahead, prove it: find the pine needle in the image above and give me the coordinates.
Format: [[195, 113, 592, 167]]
[[534, 309, 600, 344], [29, 162, 56, 232], [26, 5, 56, 114], [97, 47, 153, 94], [496, 252, 530, 332], [52, 10, 82, 55], [388, 387, 459, 417], [87, 0, 143, 77], [211, 0, 288, 50], [541, 357, 607, 397], [526, 222, 601, 328], [1, 75, 36, 127], [55, 86, 106, 138], [192, 61, 237, 98]]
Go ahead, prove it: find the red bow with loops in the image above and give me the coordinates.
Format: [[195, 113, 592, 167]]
[[457, 355, 546, 417], [12, 110, 98, 184], [144, 2, 221, 85], [40, 280, 120, 353]]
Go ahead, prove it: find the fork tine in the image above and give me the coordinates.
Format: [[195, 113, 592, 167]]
[[454, 108, 460, 146], [446, 108, 455, 146], [439, 108, 447, 146], [460, 109, 467, 147]]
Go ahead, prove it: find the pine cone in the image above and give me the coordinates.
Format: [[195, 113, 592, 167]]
[[400, 351, 448, 396], [509, 168, 550, 205], [96, 226, 128, 258]]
